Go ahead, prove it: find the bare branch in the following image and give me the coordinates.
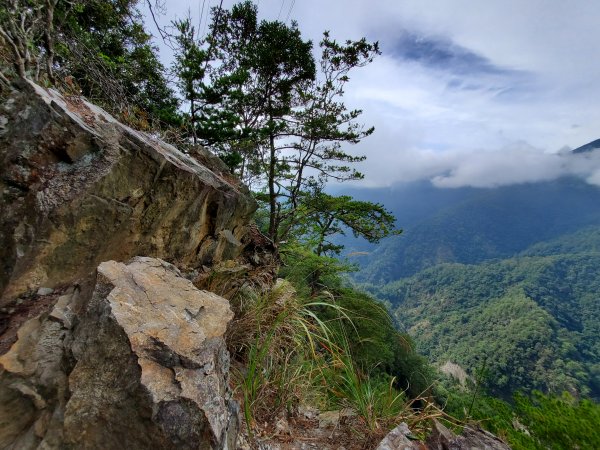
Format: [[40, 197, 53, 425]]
[[144, 0, 175, 48]]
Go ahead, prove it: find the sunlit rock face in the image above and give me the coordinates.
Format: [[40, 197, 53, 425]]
[[1, 256, 238, 449], [0, 80, 256, 304], [0, 82, 260, 449]]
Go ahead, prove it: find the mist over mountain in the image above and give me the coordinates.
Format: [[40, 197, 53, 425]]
[[339, 174, 600, 283], [572, 138, 600, 154], [340, 148, 600, 401]]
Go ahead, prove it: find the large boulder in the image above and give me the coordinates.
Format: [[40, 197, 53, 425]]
[[0, 81, 256, 303], [0, 256, 238, 449], [0, 81, 262, 449]]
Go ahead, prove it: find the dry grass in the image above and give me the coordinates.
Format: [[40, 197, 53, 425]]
[[225, 277, 465, 447]]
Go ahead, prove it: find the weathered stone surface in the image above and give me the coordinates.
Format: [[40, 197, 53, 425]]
[[0, 81, 256, 304], [376, 422, 425, 450], [0, 291, 73, 449], [425, 420, 512, 449], [424, 420, 455, 449], [375, 420, 512, 450], [0, 256, 238, 449], [447, 423, 512, 449]]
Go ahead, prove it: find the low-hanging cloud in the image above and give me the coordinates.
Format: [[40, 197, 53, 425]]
[[359, 142, 600, 189], [144, 1, 600, 192], [431, 144, 600, 188]]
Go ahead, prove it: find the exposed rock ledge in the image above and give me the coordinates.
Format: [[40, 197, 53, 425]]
[[376, 420, 511, 450], [0, 80, 256, 303], [0, 82, 259, 449], [0, 256, 238, 449]]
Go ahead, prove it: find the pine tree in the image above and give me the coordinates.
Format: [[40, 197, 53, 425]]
[[189, 1, 391, 246]]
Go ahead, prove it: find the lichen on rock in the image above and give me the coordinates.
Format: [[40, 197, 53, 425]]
[[0, 80, 256, 304]]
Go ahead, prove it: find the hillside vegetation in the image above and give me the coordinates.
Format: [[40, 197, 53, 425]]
[[361, 227, 600, 399], [3, 1, 600, 447], [353, 177, 600, 283]]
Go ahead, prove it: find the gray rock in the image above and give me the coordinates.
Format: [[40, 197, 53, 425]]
[[318, 410, 340, 428], [48, 292, 75, 329], [0, 81, 270, 450], [454, 425, 512, 449], [377, 420, 512, 450], [426, 420, 512, 450], [376, 422, 421, 450], [0, 256, 239, 449], [36, 287, 54, 296], [0, 81, 256, 304], [297, 404, 319, 420], [425, 420, 455, 449]]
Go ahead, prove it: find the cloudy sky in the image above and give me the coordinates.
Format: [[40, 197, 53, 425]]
[[143, 0, 600, 188]]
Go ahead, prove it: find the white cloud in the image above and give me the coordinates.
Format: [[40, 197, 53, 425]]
[[144, 1, 600, 188], [357, 141, 600, 189]]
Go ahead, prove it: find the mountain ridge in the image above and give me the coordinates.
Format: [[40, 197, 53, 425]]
[[350, 176, 600, 283], [572, 137, 600, 154], [364, 228, 600, 399]]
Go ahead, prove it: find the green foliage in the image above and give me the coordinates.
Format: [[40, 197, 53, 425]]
[[321, 343, 405, 432], [229, 268, 429, 439], [0, 1, 181, 127], [364, 232, 600, 399], [56, 0, 180, 126], [278, 242, 356, 295], [355, 178, 600, 284], [439, 384, 600, 450], [512, 391, 600, 449], [177, 1, 382, 245], [294, 191, 401, 257], [233, 281, 341, 430], [171, 16, 207, 142], [279, 243, 435, 400], [0, 0, 49, 78]]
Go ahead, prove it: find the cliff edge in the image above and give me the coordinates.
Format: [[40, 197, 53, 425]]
[[0, 82, 257, 449]]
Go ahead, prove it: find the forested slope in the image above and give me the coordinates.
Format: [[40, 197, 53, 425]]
[[362, 228, 600, 399], [354, 177, 600, 283]]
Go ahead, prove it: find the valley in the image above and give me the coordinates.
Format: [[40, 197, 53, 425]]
[[342, 172, 600, 401]]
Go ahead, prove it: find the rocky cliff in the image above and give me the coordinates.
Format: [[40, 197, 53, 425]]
[[0, 81, 512, 450], [0, 81, 258, 449], [0, 80, 256, 303]]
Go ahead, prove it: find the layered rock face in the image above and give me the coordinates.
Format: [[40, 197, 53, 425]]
[[1, 257, 238, 449], [0, 80, 256, 303], [0, 83, 257, 449]]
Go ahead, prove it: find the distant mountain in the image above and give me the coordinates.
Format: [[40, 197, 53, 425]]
[[522, 225, 600, 257], [363, 227, 600, 400], [341, 173, 600, 400], [350, 176, 600, 283], [572, 138, 600, 154], [333, 180, 478, 229]]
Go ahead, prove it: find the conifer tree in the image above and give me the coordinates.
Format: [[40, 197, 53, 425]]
[[187, 1, 394, 246]]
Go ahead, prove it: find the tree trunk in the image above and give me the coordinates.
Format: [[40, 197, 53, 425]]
[[0, 25, 26, 78], [309, 268, 321, 297], [0, 70, 11, 86], [190, 97, 197, 145], [44, 0, 56, 84], [268, 133, 278, 243]]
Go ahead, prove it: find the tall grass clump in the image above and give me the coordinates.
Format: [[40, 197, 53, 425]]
[[227, 279, 351, 430], [225, 242, 439, 441], [319, 338, 405, 431]]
